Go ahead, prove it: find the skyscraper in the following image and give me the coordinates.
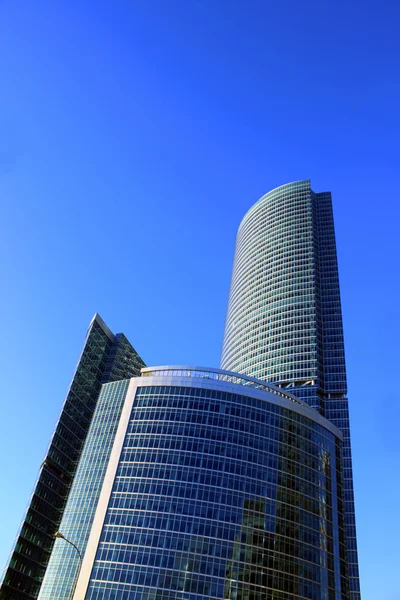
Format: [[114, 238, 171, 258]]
[[38, 367, 350, 600], [0, 314, 145, 600], [1, 179, 361, 600], [221, 180, 360, 598]]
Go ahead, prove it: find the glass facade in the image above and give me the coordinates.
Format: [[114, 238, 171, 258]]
[[0, 315, 145, 600], [101, 333, 145, 385], [38, 379, 132, 600], [53, 370, 348, 600], [220, 181, 360, 598]]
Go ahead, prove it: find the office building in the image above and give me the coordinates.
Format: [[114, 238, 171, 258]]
[[221, 180, 360, 598], [0, 315, 145, 600], [38, 367, 349, 600]]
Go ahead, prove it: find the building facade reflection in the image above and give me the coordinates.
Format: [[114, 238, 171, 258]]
[[53, 367, 349, 600]]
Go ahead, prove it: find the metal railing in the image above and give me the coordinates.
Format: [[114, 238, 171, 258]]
[[140, 366, 303, 405]]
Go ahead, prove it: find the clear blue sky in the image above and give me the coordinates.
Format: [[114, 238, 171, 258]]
[[0, 1, 399, 598]]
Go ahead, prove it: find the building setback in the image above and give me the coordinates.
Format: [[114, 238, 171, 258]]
[[0, 314, 145, 600], [221, 180, 361, 598], [39, 367, 349, 600]]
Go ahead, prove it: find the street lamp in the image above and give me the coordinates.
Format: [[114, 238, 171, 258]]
[[54, 531, 82, 599]]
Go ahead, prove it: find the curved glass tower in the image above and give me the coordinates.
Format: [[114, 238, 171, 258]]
[[40, 367, 349, 600], [221, 180, 360, 598]]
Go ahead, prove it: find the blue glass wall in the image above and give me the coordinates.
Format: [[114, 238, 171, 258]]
[[85, 383, 348, 600], [37, 379, 131, 600], [313, 192, 360, 596]]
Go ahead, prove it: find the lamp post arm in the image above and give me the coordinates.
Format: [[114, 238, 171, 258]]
[[54, 532, 83, 600], [67, 539, 82, 563]]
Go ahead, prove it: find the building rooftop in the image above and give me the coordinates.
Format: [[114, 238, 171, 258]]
[[141, 365, 304, 404], [140, 365, 343, 440]]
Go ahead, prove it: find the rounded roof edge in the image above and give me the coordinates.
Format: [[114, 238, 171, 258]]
[[238, 179, 311, 233], [141, 365, 298, 399], [137, 365, 343, 441]]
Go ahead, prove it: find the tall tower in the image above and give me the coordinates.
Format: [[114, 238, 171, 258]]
[[0, 314, 145, 600], [221, 180, 361, 599]]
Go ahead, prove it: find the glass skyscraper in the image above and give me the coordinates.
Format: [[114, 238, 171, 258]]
[[1, 179, 361, 600], [0, 315, 145, 600], [221, 180, 360, 598], [38, 367, 350, 600]]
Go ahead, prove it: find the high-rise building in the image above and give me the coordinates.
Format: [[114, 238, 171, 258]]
[[38, 367, 350, 600], [0, 314, 145, 600], [2, 179, 361, 600], [221, 180, 360, 598]]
